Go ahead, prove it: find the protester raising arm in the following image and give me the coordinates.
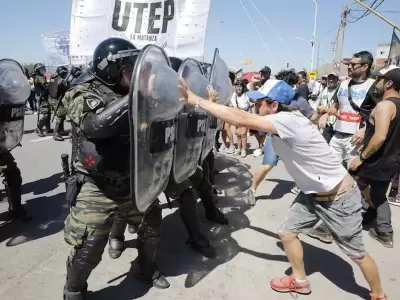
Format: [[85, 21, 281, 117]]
[[178, 78, 282, 135]]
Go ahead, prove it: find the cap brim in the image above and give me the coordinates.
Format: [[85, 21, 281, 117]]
[[370, 70, 382, 77], [247, 91, 267, 100]]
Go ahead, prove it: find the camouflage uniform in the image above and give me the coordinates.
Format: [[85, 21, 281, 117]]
[[49, 76, 68, 141], [33, 74, 51, 135], [62, 82, 166, 298]]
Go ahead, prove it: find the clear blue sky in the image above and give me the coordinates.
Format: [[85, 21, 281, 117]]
[[0, 0, 399, 73]]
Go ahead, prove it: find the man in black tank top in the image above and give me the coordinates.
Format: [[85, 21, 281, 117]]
[[349, 65, 400, 248]]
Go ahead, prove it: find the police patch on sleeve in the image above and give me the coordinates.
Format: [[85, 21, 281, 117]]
[[83, 97, 102, 112]]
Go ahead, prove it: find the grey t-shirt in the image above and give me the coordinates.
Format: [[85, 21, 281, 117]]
[[267, 111, 347, 193]]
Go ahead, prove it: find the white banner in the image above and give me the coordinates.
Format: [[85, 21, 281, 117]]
[[41, 30, 71, 67], [69, 0, 210, 60], [41, 30, 90, 69]]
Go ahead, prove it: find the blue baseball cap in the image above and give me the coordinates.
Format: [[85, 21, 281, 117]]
[[247, 79, 295, 105]]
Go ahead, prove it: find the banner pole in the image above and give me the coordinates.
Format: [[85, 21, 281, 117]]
[[354, 0, 400, 31]]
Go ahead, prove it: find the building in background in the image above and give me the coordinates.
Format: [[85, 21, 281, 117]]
[[375, 43, 390, 70]]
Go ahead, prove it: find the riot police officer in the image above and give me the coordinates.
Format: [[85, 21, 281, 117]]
[[0, 59, 32, 221], [32, 63, 52, 136], [61, 38, 169, 300], [49, 66, 69, 141], [66, 66, 82, 88]]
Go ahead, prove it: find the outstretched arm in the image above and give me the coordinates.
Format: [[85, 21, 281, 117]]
[[179, 80, 277, 135]]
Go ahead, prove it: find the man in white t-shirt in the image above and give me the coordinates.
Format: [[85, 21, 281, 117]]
[[178, 79, 387, 300]]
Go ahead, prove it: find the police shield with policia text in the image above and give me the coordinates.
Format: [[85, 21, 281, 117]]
[[61, 38, 181, 300], [0, 59, 32, 221]]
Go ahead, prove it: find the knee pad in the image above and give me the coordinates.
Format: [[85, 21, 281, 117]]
[[138, 207, 162, 241], [71, 236, 108, 267]]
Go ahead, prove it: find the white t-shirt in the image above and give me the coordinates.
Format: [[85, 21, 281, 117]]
[[231, 93, 252, 111], [334, 78, 375, 134], [267, 111, 347, 194]]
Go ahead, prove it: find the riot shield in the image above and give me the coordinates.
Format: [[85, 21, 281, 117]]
[[171, 58, 209, 184], [0, 59, 30, 154], [209, 48, 233, 106], [129, 45, 183, 212], [199, 49, 233, 163]]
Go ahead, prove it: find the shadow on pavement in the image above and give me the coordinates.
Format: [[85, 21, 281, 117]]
[[0, 173, 67, 245], [88, 260, 151, 300], [22, 172, 64, 195], [255, 179, 294, 201], [84, 154, 370, 299]]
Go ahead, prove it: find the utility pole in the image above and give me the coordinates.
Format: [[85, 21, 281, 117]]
[[333, 5, 349, 74], [316, 43, 320, 72], [311, 0, 318, 71]]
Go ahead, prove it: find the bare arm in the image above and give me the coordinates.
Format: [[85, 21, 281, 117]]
[[197, 98, 277, 134], [360, 101, 394, 159]]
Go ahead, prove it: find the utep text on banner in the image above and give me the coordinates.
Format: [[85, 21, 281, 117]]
[[69, 0, 211, 60], [387, 28, 400, 67]]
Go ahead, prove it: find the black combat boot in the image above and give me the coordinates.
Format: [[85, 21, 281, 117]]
[[137, 239, 170, 289], [59, 121, 68, 136], [53, 122, 64, 141], [64, 236, 108, 299], [188, 234, 217, 258], [206, 207, 228, 225], [4, 177, 32, 222], [108, 237, 125, 259], [128, 224, 138, 234], [108, 216, 128, 259]]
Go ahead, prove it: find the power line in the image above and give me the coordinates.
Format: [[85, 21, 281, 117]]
[[246, 0, 294, 52], [238, 0, 275, 63], [348, 0, 385, 23]]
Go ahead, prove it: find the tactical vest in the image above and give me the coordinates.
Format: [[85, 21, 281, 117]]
[[48, 76, 67, 100], [72, 81, 130, 178], [33, 75, 48, 99]]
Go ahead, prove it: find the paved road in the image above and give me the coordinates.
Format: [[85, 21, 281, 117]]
[[0, 114, 399, 300]]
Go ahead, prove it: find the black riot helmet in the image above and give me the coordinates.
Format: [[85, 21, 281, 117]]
[[34, 63, 46, 76], [70, 66, 82, 78], [56, 66, 68, 78], [169, 57, 183, 72], [90, 37, 140, 86]]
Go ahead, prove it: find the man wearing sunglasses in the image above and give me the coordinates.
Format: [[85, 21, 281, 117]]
[[308, 51, 378, 244]]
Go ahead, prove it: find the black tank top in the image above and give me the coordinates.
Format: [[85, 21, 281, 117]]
[[357, 97, 400, 181]]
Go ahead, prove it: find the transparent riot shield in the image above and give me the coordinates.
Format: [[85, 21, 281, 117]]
[[171, 58, 209, 184], [0, 59, 30, 154], [200, 49, 233, 163], [128, 45, 183, 212]]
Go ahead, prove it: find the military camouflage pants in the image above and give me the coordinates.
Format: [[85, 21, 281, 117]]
[[64, 181, 145, 248], [49, 99, 66, 123], [36, 98, 51, 130]]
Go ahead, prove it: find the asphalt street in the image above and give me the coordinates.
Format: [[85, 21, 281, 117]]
[[0, 113, 399, 300]]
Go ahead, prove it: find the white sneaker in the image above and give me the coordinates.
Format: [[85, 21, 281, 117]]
[[219, 144, 227, 152], [226, 146, 235, 154], [233, 148, 241, 156], [253, 148, 263, 157], [241, 150, 247, 157], [245, 188, 256, 207]]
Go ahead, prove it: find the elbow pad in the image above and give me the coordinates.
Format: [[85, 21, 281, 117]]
[[82, 95, 129, 139]]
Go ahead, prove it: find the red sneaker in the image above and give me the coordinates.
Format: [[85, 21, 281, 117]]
[[371, 295, 388, 300], [270, 275, 311, 298]]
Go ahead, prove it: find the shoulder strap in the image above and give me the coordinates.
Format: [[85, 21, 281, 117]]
[[347, 80, 361, 113]]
